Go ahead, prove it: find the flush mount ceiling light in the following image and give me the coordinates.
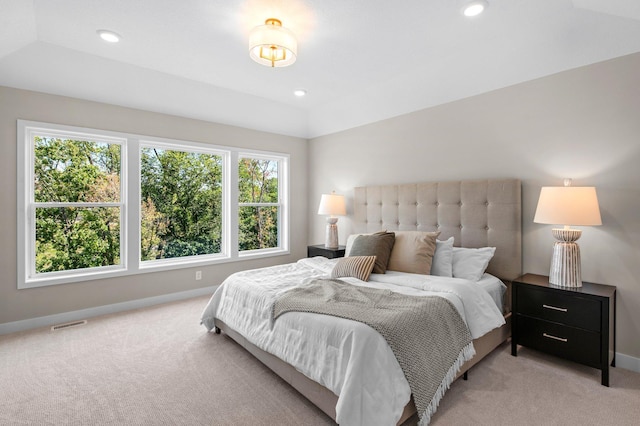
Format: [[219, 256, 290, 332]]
[[249, 18, 297, 68], [293, 89, 307, 97], [97, 29, 121, 43], [462, 0, 489, 17]]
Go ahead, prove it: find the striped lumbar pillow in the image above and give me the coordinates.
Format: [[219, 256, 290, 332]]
[[331, 256, 377, 281]]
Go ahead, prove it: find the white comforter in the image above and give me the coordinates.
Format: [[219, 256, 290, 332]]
[[201, 257, 505, 426]]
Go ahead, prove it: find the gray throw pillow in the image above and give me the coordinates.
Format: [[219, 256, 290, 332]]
[[349, 231, 395, 274]]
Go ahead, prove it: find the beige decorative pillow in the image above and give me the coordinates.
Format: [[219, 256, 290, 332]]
[[331, 256, 377, 282], [387, 231, 441, 275], [348, 231, 395, 274]]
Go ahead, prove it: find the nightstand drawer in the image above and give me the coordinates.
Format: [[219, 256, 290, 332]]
[[512, 274, 616, 386], [516, 315, 601, 368], [516, 285, 601, 331], [307, 245, 345, 259]]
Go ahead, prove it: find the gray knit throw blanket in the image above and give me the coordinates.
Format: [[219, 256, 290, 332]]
[[272, 279, 475, 426]]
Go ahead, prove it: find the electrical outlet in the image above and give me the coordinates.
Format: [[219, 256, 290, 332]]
[[195, 270, 202, 280]]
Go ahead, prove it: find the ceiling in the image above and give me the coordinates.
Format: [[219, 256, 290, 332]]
[[2, 0, 640, 138]]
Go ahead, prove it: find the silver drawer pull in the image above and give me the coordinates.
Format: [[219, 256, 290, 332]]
[[543, 333, 568, 342], [543, 304, 568, 312]]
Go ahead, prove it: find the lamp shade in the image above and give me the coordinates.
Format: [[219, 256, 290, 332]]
[[317, 193, 346, 216], [534, 186, 602, 226], [249, 18, 297, 67]]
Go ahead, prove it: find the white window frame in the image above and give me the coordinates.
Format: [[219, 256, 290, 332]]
[[138, 140, 229, 268], [17, 120, 290, 289], [237, 152, 289, 258]]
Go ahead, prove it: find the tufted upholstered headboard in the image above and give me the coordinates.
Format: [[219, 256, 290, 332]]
[[353, 179, 522, 280]]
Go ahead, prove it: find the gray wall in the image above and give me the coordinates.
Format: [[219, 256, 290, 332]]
[[0, 86, 308, 325], [309, 52, 640, 360]]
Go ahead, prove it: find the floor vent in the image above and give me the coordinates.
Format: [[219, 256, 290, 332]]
[[51, 320, 87, 331]]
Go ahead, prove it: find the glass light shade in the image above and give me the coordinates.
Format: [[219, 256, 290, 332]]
[[317, 193, 346, 216], [249, 19, 297, 67], [534, 186, 602, 227]]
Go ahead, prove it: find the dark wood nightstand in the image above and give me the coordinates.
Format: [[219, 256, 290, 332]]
[[511, 273, 616, 386], [307, 244, 346, 259]]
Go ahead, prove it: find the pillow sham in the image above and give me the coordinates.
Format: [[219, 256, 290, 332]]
[[452, 246, 496, 281], [387, 231, 440, 275], [331, 256, 377, 282], [349, 231, 395, 274], [431, 237, 454, 277]]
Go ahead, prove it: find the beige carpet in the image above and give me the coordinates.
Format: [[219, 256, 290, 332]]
[[1, 295, 638, 426]]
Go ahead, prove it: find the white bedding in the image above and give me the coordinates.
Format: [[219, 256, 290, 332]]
[[477, 273, 507, 312], [201, 257, 505, 426]]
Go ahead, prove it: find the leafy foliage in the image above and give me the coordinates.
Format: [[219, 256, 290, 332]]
[[33, 137, 281, 274], [238, 158, 279, 251], [140, 147, 223, 260], [34, 137, 121, 273]]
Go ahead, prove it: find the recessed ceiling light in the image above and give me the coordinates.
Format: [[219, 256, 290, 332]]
[[463, 1, 488, 17], [293, 89, 307, 97], [97, 29, 121, 43]]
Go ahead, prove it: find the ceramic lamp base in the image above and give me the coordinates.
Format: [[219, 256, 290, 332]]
[[549, 228, 582, 287], [325, 217, 339, 249]]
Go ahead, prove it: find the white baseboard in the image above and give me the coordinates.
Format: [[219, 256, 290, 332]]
[[616, 352, 640, 373], [0, 285, 218, 336]]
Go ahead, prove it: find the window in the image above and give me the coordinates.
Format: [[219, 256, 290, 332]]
[[21, 126, 126, 282], [140, 144, 224, 263], [18, 121, 289, 288], [238, 156, 282, 252]]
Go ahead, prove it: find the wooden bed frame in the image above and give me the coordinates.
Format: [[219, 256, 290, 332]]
[[214, 178, 522, 424]]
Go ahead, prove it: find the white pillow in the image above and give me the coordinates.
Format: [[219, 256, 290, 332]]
[[452, 246, 496, 282], [431, 237, 454, 277]]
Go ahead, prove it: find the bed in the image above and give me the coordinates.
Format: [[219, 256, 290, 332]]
[[201, 178, 521, 425]]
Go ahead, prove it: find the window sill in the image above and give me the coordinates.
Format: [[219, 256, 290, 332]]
[[19, 248, 291, 289]]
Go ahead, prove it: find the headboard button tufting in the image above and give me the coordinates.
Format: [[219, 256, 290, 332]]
[[352, 179, 522, 280]]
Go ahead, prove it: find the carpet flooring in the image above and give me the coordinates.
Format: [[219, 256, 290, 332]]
[[1, 295, 639, 425]]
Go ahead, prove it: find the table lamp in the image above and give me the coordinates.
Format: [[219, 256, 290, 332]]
[[533, 179, 602, 287], [317, 191, 346, 249]]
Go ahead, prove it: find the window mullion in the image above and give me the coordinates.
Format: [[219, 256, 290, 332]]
[[228, 151, 239, 258], [127, 138, 140, 272], [238, 203, 279, 207], [280, 157, 289, 251]]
